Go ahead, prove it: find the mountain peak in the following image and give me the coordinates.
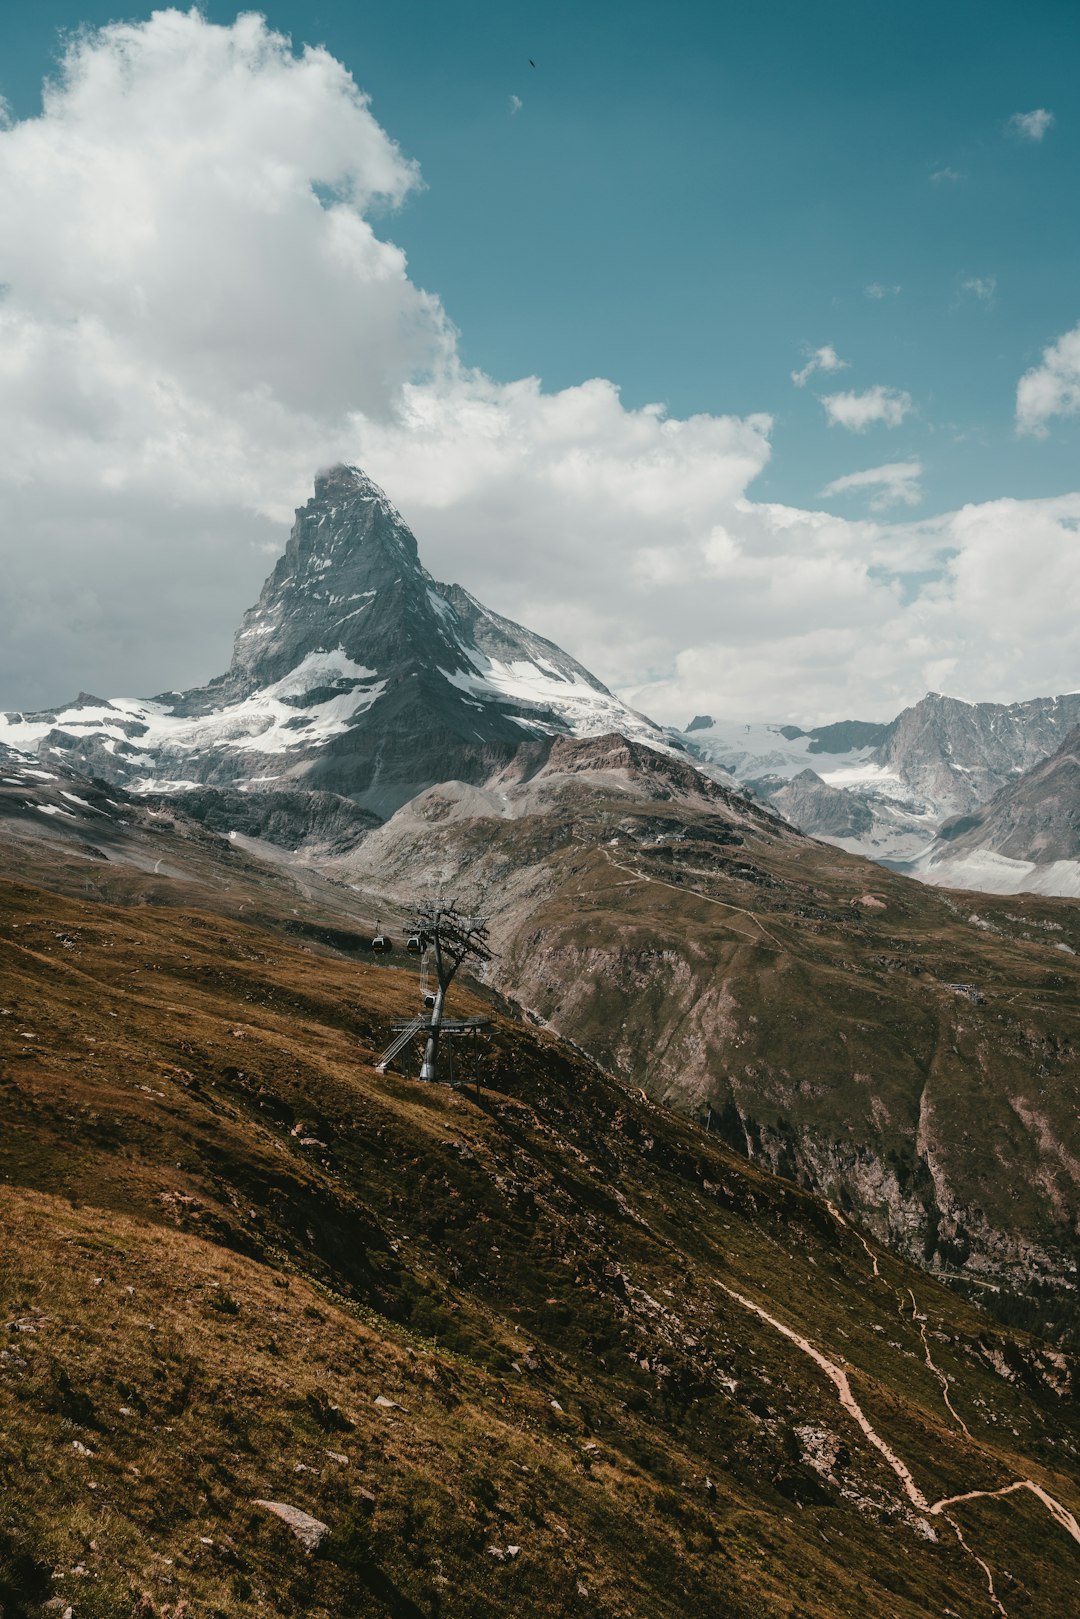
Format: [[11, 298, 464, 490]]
[[0, 464, 680, 821], [313, 463, 394, 507], [218, 466, 423, 698]]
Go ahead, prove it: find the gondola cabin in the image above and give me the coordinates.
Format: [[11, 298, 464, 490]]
[[406, 934, 425, 954]]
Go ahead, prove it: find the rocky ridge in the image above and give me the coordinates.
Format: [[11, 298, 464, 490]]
[[911, 724, 1080, 896]]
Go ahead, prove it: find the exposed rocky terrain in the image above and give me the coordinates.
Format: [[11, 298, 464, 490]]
[[912, 725, 1080, 897], [880, 693, 1080, 819], [767, 770, 876, 842], [4, 850, 1080, 1616]]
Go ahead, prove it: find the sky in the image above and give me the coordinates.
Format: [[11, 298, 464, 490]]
[[0, 1, 1078, 725]]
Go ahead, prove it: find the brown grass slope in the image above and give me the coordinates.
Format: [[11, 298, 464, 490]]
[[335, 742, 1080, 1336], [2, 875, 1080, 1617]]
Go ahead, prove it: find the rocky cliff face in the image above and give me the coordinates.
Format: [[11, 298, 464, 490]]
[[768, 768, 875, 839], [910, 724, 1080, 896], [0, 466, 678, 824], [937, 723, 1080, 862], [877, 690, 1080, 816]]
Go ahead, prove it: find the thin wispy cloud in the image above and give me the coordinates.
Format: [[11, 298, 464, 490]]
[[822, 460, 923, 511], [1009, 108, 1054, 142], [865, 283, 901, 300], [959, 275, 997, 307], [791, 344, 848, 387], [821, 387, 913, 432], [930, 166, 964, 183], [509, 94, 522, 115]]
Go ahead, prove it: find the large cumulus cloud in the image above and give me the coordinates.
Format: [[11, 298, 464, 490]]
[[0, 8, 1076, 726]]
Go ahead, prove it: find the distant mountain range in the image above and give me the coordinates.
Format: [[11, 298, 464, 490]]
[[681, 693, 1080, 894]]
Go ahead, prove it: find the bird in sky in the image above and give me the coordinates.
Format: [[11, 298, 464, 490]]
[[529, 58, 536, 67]]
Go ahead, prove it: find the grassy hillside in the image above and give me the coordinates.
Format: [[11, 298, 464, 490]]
[[335, 746, 1080, 1336], [3, 873, 1080, 1616]]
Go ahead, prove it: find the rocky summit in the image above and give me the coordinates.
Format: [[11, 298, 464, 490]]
[[0, 466, 673, 824]]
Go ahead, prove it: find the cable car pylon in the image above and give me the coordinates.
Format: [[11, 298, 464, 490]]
[[374, 900, 492, 1085]]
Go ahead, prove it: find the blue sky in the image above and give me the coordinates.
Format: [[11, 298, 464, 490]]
[[0, 3, 1076, 722], [4, 0, 1076, 517]]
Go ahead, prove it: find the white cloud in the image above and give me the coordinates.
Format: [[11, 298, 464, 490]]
[[0, 10, 454, 704], [959, 275, 997, 307], [509, 94, 522, 115], [0, 12, 449, 424], [821, 461, 923, 511], [864, 283, 901, 299], [0, 11, 1077, 736], [1016, 322, 1080, 435], [821, 386, 913, 432], [791, 345, 848, 387], [626, 493, 1080, 725], [930, 166, 964, 183], [1009, 108, 1054, 142]]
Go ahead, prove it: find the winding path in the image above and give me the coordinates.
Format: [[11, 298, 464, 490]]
[[905, 1286, 972, 1441], [714, 1256, 1080, 1616], [716, 1279, 931, 1512], [598, 846, 788, 952]]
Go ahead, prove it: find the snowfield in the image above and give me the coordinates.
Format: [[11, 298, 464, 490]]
[[0, 648, 385, 771], [441, 650, 673, 751]]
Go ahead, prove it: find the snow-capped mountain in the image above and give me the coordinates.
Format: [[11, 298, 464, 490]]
[[677, 715, 934, 858], [877, 690, 1080, 815], [0, 466, 679, 822], [682, 692, 1080, 867], [911, 723, 1080, 896]]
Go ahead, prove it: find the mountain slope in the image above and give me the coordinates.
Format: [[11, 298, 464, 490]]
[[4, 869, 1080, 1617], [0, 466, 676, 824], [879, 691, 1080, 819], [913, 725, 1080, 897], [335, 733, 1080, 1334]]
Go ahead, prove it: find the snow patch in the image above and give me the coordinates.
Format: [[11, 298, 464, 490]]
[[440, 653, 672, 751], [908, 849, 1080, 899]]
